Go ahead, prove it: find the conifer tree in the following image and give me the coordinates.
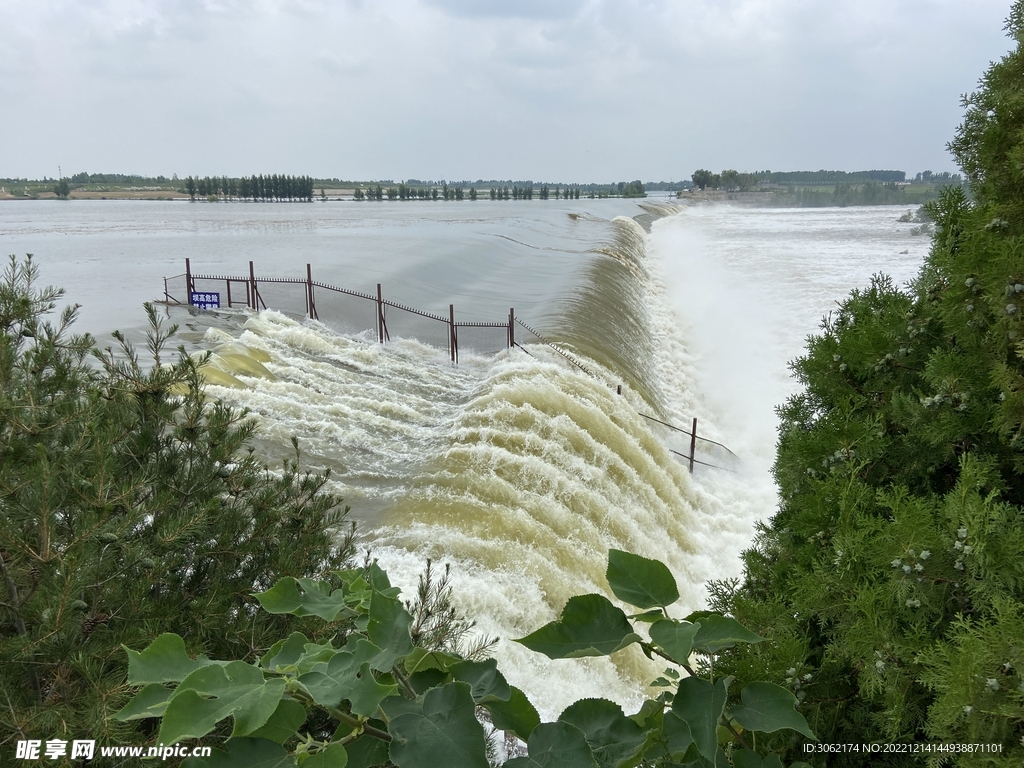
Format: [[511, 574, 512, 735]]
[[714, 6, 1024, 763]]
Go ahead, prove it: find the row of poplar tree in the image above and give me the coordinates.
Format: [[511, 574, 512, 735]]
[[183, 174, 316, 202]]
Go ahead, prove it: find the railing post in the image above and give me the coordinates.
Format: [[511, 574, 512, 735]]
[[449, 304, 457, 363], [164, 277, 169, 304], [226, 280, 232, 307], [249, 260, 257, 310], [377, 283, 384, 343], [688, 417, 697, 474], [307, 263, 317, 320], [185, 258, 193, 305], [508, 307, 515, 349]]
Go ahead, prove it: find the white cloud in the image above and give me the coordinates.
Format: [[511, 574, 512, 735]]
[[0, 0, 1013, 180]]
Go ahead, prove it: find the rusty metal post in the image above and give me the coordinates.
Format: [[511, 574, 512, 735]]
[[377, 283, 384, 343], [185, 258, 193, 305], [508, 307, 515, 349], [249, 261, 257, 310], [307, 263, 317, 320], [688, 417, 697, 474], [449, 304, 457, 363]]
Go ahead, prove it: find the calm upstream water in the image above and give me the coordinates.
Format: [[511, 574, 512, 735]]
[[0, 199, 929, 717]]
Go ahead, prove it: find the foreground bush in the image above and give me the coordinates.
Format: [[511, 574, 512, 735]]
[[711, 5, 1024, 765], [0, 255, 354, 749], [119, 549, 815, 767]]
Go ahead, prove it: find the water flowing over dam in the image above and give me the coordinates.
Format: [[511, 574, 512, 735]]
[[2, 199, 929, 717], [180, 208, 728, 715]]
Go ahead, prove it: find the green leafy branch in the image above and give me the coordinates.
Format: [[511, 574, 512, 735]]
[[117, 550, 815, 767]]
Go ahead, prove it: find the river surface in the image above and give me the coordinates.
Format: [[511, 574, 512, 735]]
[[0, 199, 929, 717]]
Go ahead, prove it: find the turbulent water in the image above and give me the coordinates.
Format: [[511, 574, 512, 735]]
[[0, 199, 928, 718]]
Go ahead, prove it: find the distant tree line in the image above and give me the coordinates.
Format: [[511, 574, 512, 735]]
[[914, 170, 962, 183], [182, 174, 315, 202], [70, 172, 174, 184], [755, 169, 907, 185]]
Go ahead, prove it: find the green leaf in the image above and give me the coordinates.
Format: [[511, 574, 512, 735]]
[[182, 737, 295, 768], [629, 610, 665, 623], [387, 682, 489, 768], [514, 594, 642, 659], [671, 676, 728, 762], [558, 698, 649, 768], [366, 561, 401, 598], [342, 733, 390, 768], [408, 668, 449, 694], [255, 577, 353, 622], [366, 591, 414, 671], [247, 697, 307, 744], [685, 613, 764, 654], [302, 742, 349, 768], [481, 685, 540, 741], [261, 632, 337, 674], [504, 721, 600, 768], [627, 699, 664, 729], [649, 620, 700, 665], [728, 683, 815, 740], [299, 640, 397, 717], [662, 710, 694, 759], [158, 661, 286, 743], [403, 647, 462, 674], [124, 633, 219, 685], [606, 550, 679, 609], [114, 683, 173, 721], [732, 749, 764, 768], [450, 658, 511, 703]]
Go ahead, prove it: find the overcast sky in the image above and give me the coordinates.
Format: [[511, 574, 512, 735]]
[[0, 0, 1015, 182]]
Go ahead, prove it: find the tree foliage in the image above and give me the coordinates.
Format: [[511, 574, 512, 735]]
[[118, 549, 814, 767], [0, 256, 354, 751], [712, 6, 1024, 764]]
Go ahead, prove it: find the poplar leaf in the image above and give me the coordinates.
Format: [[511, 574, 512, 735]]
[[114, 683, 173, 721], [729, 683, 816, 739], [450, 658, 511, 703], [514, 594, 642, 658], [504, 721, 600, 768], [299, 640, 396, 716], [255, 577, 352, 622], [302, 742, 349, 768], [158, 662, 286, 743], [182, 737, 294, 768], [558, 698, 649, 768], [686, 613, 764, 654], [124, 633, 219, 685], [387, 682, 489, 768], [649, 619, 700, 664], [366, 591, 414, 670], [671, 676, 729, 761], [246, 698, 307, 744], [481, 685, 540, 740], [606, 550, 680, 609]]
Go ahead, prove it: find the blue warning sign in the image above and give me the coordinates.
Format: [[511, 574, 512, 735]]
[[190, 292, 221, 309]]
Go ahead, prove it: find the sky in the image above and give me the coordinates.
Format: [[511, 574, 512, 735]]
[[0, 0, 1015, 183]]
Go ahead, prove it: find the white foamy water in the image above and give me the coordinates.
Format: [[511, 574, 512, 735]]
[[0, 199, 929, 719]]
